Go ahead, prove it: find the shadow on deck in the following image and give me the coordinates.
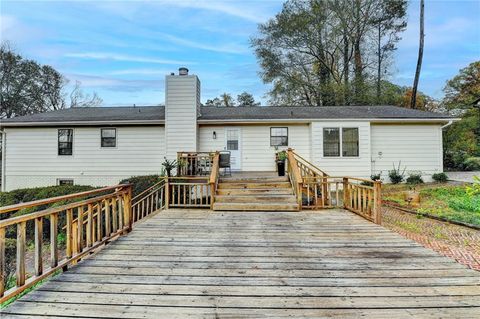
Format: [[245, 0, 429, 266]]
[[2, 209, 479, 318]]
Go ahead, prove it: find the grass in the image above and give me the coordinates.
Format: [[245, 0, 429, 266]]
[[384, 185, 480, 227]]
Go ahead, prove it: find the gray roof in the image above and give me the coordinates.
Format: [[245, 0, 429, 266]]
[[1, 105, 451, 126]]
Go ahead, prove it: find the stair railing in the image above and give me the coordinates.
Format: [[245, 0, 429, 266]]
[[131, 179, 166, 222], [286, 149, 303, 208], [209, 152, 220, 209]]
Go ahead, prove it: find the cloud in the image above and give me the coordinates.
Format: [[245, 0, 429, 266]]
[[161, 33, 249, 54], [64, 52, 193, 65], [109, 68, 171, 76], [66, 73, 164, 92]]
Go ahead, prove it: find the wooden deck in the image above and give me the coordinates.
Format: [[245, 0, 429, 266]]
[[2, 209, 480, 318]]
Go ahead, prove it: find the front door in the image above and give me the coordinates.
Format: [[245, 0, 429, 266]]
[[225, 128, 241, 170]]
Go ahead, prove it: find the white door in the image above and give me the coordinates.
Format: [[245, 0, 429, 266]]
[[225, 128, 241, 170]]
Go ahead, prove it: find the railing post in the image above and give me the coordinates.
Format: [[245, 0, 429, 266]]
[[0, 227, 5, 297], [373, 181, 382, 225], [343, 177, 349, 209], [124, 186, 133, 232], [165, 177, 170, 209]]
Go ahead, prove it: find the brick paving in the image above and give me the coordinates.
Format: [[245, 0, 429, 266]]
[[382, 205, 480, 271]]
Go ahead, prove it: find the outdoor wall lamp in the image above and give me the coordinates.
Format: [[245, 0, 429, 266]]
[[213, 131, 217, 139]]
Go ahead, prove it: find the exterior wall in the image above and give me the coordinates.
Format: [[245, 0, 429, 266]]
[[198, 124, 311, 171], [310, 121, 372, 178], [165, 74, 200, 160], [3, 126, 165, 191], [370, 124, 443, 182]]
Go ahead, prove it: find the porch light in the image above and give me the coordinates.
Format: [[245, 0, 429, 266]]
[[213, 131, 217, 139]]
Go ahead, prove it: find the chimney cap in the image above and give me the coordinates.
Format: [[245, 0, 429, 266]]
[[178, 67, 189, 76]]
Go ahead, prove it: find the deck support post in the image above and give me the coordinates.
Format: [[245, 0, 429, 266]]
[[343, 177, 349, 209], [373, 181, 382, 225]]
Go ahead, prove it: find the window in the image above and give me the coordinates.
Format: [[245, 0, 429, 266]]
[[57, 179, 74, 186], [101, 128, 116, 147], [58, 129, 73, 155], [342, 128, 359, 157], [226, 129, 239, 150], [270, 127, 288, 146], [323, 128, 340, 157]]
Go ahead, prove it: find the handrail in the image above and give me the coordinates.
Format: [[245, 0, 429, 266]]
[[291, 150, 329, 177], [0, 185, 126, 215], [132, 179, 166, 222], [209, 152, 220, 209], [132, 178, 167, 202], [0, 184, 132, 303], [286, 149, 303, 208]]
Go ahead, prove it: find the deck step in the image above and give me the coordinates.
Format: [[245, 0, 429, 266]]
[[219, 177, 288, 183], [215, 194, 297, 203], [213, 202, 299, 211], [217, 182, 291, 189], [216, 188, 294, 195]]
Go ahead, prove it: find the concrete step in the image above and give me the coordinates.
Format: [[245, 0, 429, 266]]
[[213, 202, 299, 211], [217, 182, 291, 189], [216, 188, 294, 196], [215, 194, 297, 203]]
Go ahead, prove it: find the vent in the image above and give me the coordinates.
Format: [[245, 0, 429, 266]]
[[179, 67, 189, 76]]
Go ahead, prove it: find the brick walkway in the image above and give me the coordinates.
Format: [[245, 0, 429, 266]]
[[382, 206, 480, 271]]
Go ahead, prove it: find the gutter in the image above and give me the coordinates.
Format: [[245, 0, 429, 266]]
[[0, 119, 165, 128]]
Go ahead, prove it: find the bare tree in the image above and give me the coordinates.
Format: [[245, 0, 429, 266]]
[[411, 0, 424, 109], [69, 81, 103, 108]]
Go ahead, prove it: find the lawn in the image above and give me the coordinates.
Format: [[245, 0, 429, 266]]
[[383, 184, 480, 227]]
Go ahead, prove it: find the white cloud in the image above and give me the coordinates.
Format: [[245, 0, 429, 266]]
[[64, 52, 193, 65], [109, 68, 170, 75], [161, 33, 249, 54]]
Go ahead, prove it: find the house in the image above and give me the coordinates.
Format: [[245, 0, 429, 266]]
[[0, 68, 454, 191]]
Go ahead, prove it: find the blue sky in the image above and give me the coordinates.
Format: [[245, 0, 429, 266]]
[[1, 0, 479, 106]]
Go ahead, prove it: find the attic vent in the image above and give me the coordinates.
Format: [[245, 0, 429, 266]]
[[179, 67, 189, 76]]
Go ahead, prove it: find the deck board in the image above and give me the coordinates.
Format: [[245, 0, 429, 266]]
[[2, 209, 480, 318]]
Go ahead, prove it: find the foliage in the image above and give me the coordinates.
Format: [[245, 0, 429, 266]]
[[205, 91, 260, 107], [462, 157, 480, 171], [161, 157, 177, 177], [119, 175, 163, 198], [277, 151, 287, 161], [371, 172, 382, 181], [443, 61, 480, 109], [388, 162, 406, 184], [406, 173, 424, 185], [251, 0, 407, 106], [0, 43, 102, 119], [466, 176, 480, 197], [432, 172, 448, 183]]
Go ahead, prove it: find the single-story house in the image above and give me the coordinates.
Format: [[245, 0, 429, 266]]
[[0, 68, 455, 191]]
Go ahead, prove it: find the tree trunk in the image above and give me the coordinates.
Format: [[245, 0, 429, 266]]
[[411, 0, 424, 109], [343, 33, 350, 105], [353, 0, 363, 105]]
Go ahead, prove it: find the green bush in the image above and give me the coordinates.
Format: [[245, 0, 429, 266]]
[[432, 172, 448, 183], [119, 175, 164, 198], [371, 172, 382, 181], [388, 162, 406, 184], [463, 157, 480, 171], [406, 173, 424, 185]]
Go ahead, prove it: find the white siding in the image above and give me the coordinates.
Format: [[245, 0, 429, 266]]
[[310, 121, 371, 178], [4, 126, 165, 191], [370, 124, 443, 182], [198, 124, 311, 171], [165, 75, 200, 159]]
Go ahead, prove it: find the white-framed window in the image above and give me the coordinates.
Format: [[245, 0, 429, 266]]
[[323, 127, 359, 157], [57, 179, 74, 186], [58, 129, 73, 156], [101, 128, 117, 148], [270, 127, 288, 146]]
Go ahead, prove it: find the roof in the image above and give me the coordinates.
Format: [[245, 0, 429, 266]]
[[1, 105, 453, 126]]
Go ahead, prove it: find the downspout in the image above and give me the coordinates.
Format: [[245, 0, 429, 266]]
[[441, 120, 453, 129], [0, 129, 5, 192]]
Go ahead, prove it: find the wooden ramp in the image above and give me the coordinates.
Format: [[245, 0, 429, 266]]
[[2, 209, 480, 318]]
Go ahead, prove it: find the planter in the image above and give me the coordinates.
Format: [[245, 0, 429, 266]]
[[277, 160, 286, 176]]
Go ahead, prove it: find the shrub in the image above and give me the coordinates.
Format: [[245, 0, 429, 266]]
[[119, 175, 163, 198], [463, 157, 480, 171], [371, 172, 382, 181], [406, 173, 424, 185], [466, 176, 480, 196], [432, 172, 448, 183], [388, 162, 406, 184]]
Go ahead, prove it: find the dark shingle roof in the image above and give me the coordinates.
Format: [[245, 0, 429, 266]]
[[1, 105, 451, 126]]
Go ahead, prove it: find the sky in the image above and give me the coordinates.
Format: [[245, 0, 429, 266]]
[[1, 0, 479, 106]]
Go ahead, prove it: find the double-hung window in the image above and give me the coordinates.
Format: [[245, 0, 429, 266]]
[[323, 127, 359, 157], [58, 129, 73, 155], [270, 127, 288, 147], [101, 128, 117, 148]]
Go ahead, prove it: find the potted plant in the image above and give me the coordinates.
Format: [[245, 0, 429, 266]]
[[276, 151, 287, 176]]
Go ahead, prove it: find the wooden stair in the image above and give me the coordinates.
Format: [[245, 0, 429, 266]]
[[212, 176, 299, 211]]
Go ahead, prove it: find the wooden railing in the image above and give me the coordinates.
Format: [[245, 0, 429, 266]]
[[177, 151, 214, 176], [0, 184, 132, 303], [286, 149, 382, 224], [209, 152, 220, 209], [132, 179, 166, 222], [166, 177, 211, 208]]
